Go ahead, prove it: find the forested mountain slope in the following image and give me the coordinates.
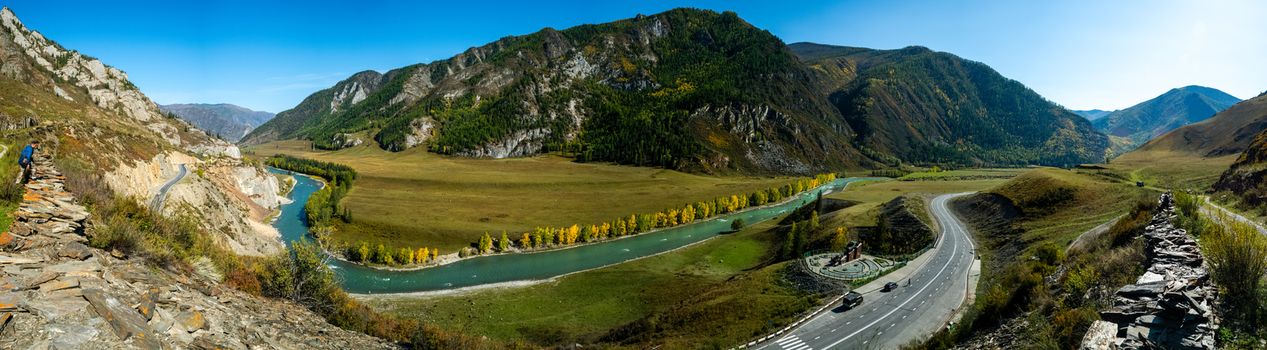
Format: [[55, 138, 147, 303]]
[[792, 43, 1109, 166], [246, 9, 1111, 172]]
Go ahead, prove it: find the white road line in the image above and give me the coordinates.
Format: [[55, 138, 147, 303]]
[[822, 194, 966, 349]]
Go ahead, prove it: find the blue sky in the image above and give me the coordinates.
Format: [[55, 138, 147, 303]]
[[4, 0, 1264, 113]]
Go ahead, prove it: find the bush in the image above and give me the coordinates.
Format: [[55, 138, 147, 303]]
[[1200, 213, 1267, 325], [730, 218, 745, 230]]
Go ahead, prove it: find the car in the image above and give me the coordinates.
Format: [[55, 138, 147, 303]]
[[882, 281, 899, 292], [842, 291, 864, 309]]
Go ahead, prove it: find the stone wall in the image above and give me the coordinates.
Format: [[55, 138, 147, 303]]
[[1080, 193, 1217, 349]]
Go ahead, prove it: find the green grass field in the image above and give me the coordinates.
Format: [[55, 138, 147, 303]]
[[247, 140, 802, 252], [352, 170, 1018, 348], [1105, 149, 1237, 191], [360, 218, 811, 348], [823, 178, 1011, 227]]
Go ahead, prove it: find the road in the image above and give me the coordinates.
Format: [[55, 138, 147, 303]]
[[149, 164, 187, 211], [758, 193, 978, 350], [1202, 196, 1267, 235]]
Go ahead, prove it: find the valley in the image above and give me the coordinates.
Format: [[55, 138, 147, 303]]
[[248, 139, 802, 253], [0, 3, 1264, 350]]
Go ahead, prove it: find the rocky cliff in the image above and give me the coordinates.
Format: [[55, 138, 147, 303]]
[[0, 7, 285, 257], [0, 155, 393, 349], [1211, 128, 1267, 207]]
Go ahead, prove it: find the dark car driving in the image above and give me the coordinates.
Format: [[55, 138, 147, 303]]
[[842, 291, 864, 309], [882, 281, 899, 292]]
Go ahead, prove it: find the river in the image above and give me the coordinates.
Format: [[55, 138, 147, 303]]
[[269, 168, 877, 294]]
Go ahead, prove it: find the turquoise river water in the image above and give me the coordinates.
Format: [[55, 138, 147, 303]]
[[268, 168, 875, 294]]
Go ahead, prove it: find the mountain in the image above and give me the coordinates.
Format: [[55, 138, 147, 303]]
[[791, 42, 1109, 166], [1127, 92, 1267, 158], [0, 6, 290, 257], [1093, 86, 1240, 147], [160, 103, 274, 142], [245, 8, 1110, 171], [245, 9, 866, 173], [1074, 109, 1112, 121]]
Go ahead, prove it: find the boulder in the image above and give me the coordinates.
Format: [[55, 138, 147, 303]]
[[57, 242, 92, 260], [82, 288, 161, 350], [177, 310, 208, 333]]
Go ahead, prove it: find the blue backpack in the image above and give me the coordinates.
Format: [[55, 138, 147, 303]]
[[18, 145, 33, 166]]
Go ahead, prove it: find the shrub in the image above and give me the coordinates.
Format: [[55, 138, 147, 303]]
[[730, 218, 745, 230]]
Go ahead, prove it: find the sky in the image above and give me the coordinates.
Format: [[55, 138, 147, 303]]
[[3, 0, 1264, 113]]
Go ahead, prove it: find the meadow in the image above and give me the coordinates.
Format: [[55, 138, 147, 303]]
[[248, 140, 805, 253], [354, 169, 1018, 347]]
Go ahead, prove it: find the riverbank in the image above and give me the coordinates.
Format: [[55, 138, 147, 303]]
[[331, 176, 879, 273]]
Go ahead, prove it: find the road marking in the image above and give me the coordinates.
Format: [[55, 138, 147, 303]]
[[822, 194, 967, 350], [776, 336, 812, 350]]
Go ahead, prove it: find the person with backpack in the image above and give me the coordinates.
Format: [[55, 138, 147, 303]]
[[15, 140, 38, 184]]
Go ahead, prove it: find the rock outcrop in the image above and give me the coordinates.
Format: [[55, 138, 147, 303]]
[[1081, 193, 1217, 350], [0, 156, 395, 349]]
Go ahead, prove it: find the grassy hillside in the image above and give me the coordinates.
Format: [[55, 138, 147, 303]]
[[1109, 92, 1267, 190], [1212, 127, 1267, 220], [249, 140, 797, 252], [917, 169, 1155, 348]]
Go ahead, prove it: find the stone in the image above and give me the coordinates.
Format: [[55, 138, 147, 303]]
[[45, 322, 99, 350], [22, 296, 88, 320], [57, 242, 92, 260], [1080, 320, 1119, 350], [137, 289, 157, 321], [1118, 281, 1166, 298], [149, 306, 174, 333], [177, 310, 207, 333], [47, 260, 100, 274], [0, 231, 16, 247], [21, 271, 57, 290], [82, 288, 161, 349], [0, 254, 42, 265], [37, 278, 78, 292]]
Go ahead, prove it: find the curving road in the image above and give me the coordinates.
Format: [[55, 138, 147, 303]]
[[758, 193, 978, 350], [150, 164, 187, 211]]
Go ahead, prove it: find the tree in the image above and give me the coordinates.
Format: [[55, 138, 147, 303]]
[[831, 227, 848, 251], [398, 247, 413, 265], [810, 210, 820, 230], [499, 231, 510, 252], [629, 214, 640, 233], [417, 247, 429, 264], [430, 248, 438, 262], [731, 218, 745, 231], [374, 244, 391, 264], [520, 232, 532, 249], [479, 232, 493, 254]]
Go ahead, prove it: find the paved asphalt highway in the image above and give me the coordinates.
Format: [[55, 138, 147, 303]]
[[759, 193, 978, 350], [150, 164, 187, 211]]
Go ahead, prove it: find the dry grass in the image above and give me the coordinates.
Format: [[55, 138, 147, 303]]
[[248, 140, 800, 252]]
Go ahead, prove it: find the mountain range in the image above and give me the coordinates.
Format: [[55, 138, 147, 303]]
[[160, 103, 274, 142], [1127, 92, 1267, 158], [243, 8, 1110, 172], [1092, 86, 1240, 149], [1073, 109, 1112, 121]]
